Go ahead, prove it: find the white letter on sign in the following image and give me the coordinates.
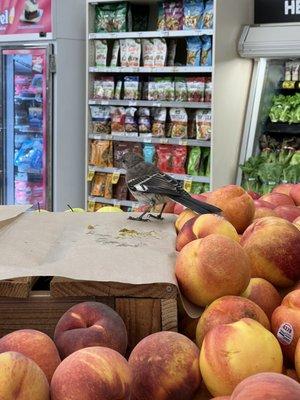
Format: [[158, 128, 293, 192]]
[[285, 0, 295, 14]]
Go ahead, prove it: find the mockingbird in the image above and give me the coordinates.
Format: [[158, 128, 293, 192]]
[[122, 152, 222, 221]]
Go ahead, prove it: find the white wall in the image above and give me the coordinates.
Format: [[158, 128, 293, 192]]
[[212, 0, 254, 189]]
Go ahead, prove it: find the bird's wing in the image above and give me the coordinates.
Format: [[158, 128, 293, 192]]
[[127, 172, 184, 197]]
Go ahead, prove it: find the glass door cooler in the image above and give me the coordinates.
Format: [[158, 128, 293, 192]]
[[0, 47, 51, 209], [237, 24, 300, 193]]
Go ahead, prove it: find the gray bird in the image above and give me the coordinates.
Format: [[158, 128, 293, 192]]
[[122, 152, 222, 221]]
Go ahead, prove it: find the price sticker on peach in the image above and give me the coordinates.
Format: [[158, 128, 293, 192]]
[[277, 323, 294, 345]]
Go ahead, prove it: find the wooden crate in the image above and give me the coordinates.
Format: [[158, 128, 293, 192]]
[[0, 277, 178, 351]]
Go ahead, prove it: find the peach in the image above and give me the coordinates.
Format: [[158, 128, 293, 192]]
[[175, 234, 250, 307], [192, 214, 239, 242], [231, 372, 300, 399], [275, 205, 300, 222], [211, 398, 230, 400], [54, 301, 127, 359], [0, 329, 60, 383], [0, 351, 49, 399], [290, 184, 300, 206], [273, 183, 295, 196], [200, 318, 283, 397], [51, 347, 132, 400], [241, 217, 300, 287], [195, 296, 270, 347], [176, 216, 198, 251], [271, 289, 300, 363], [247, 191, 261, 200], [260, 192, 295, 207], [296, 338, 300, 379], [206, 185, 255, 233], [294, 216, 300, 230], [175, 209, 197, 232], [241, 278, 282, 319], [254, 199, 276, 209], [129, 331, 201, 400], [254, 206, 277, 219]]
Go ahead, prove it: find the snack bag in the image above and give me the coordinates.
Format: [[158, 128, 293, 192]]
[[205, 78, 212, 102], [95, 40, 108, 67], [104, 174, 113, 199], [183, 0, 204, 30], [175, 78, 188, 101], [143, 144, 156, 164], [186, 37, 202, 66], [164, 1, 184, 30], [91, 173, 106, 196], [148, 79, 158, 101], [114, 80, 122, 100], [157, 2, 166, 30], [156, 145, 173, 172], [153, 38, 167, 67], [169, 108, 188, 138], [111, 107, 126, 134], [201, 0, 214, 29], [95, 3, 128, 32], [89, 141, 113, 167], [187, 77, 205, 102], [142, 39, 155, 67], [152, 108, 167, 137], [196, 110, 211, 140], [90, 106, 111, 134], [125, 107, 138, 133], [124, 76, 140, 100], [201, 35, 212, 66], [110, 40, 120, 67], [138, 107, 152, 135], [114, 175, 128, 200], [167, 39, 177, 66], [94, 77, 114, 100], [120, 39, 141, 67], [154, 78, 174, 101], [172, 145, 187, 174], [187, 146, 201, 175]]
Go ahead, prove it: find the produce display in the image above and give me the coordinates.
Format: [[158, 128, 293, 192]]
[[269, 94, 300, 124], [0, 183, 300, 399]]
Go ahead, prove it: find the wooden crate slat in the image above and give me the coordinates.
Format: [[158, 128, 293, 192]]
[[0, 277, 38, 299], [116, 298, 161, 352], [161, 299, 178, 332], [51, 277, 177, 299]]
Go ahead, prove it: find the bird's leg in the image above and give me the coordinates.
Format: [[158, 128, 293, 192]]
[[128, 208, 150, 222], [149, 203, 166, 221]]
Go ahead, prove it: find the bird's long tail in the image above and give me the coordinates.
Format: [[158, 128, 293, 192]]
[[169, 194, 222, 215]]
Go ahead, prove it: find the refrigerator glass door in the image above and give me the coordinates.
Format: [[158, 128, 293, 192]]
[[1, 47, 51, 209]]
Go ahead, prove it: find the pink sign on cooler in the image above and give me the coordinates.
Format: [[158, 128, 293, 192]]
[[0, 0, 52, 35]]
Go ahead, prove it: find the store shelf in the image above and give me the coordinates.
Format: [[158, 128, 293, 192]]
[[266, 120, 300, 135], [88, 196, 141, 208], [89, 99, 211, 109], [89, 29, 213, 40], [88, 133, 211, 147], [89, 66, 213, 74], [88, 165, 210, 183]]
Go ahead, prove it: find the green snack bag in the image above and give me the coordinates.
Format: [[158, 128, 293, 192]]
[[187, 147, 201, 176], [191, 182, 203, 194], [199, 147, 210, 176], [95, 3, 128, 32]]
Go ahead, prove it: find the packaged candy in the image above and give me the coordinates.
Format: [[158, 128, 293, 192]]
[[187, 147, 201, 175], [143, 144, 156, 164], [89, 141, 113, 167], [175, 78, 188, 101], [95, 3, 128, 32], [201, 0, 214, 29], [124, 76, 140, 100], [142, 39, 155, 68], [164, 1, 184, 31], [95, 40, 108, 67], [153, 38, 167, 67], [201, 35, 212, 66], [156, 145, 173, 172], [91, 173, 106, 197], [90, 106, 111, 134], [183, 0, 204, 30], [152, 108, 167, 137], [138, 107, 151, 135], [120, 39, 141, 67], [186, 37, 202, 66], [169, 108, 188, 138], [125, 107, 138, 133], [111, 107, 126, 133], [196, 110, 212, 140], [172, 145, 187, 174], [94, 77, 114, 100], [110, 40, 120, 67]]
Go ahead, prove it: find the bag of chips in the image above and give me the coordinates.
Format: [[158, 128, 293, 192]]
[[187, 77, 205, 102], [142, 39, 155, 68], [196, 110, 212, 140], [201, 0, 214, 29], [104, 174, 113, 199], [175, 78, 188, 101], [169, 108, 188, 138], [110, 40, 120, 67], [94, 77, 114, 100], [111, 107, 126, 134], [205, 78, 212, 102], [183, 0, 204, 30], [125, 107, 138, 133], [201, 35, 212, 66], [186, 37, 202, 66], [156, 144, 173, 172], [114, 175, 128, 200], [172, 145, 187, 174], [89, 140, 113, 167], [152, 108, 167, 137], [167, 39, 177, 66], [95, 40, 108, 67], [124, 76, 140, 100], [157, 1, 166, 30], [95, 3, 128, 32], [164, 1, 184, 30], [90, 106, 111, 134], [91, 173, 106, 196], [138, 107, 152, 135], [120, 39, 141, 67], [143, 144, 156, 164], [153, 38, 167, 67]]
